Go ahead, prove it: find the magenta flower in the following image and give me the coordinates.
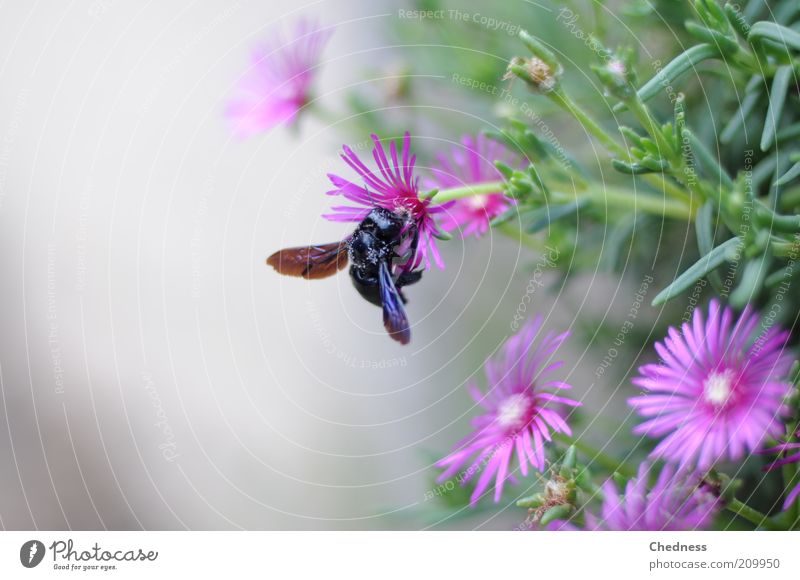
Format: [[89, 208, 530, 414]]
[[428, 134, 520, 238], [435, 316, 579, 506], [629, 300, 794, 470], [226, 19, 332, 136], [324, 132, 450, 270], [759, 432, 800, 509], [550, 463, 718, 531]]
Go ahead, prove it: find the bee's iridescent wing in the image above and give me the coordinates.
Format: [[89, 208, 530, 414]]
[[378, 261, 411, 345]]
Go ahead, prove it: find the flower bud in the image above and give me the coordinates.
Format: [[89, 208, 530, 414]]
[[592, 46, 638, 100], [561, 445, 577, 470], [518, 473, 578, 525], [504, 56, 561, 94]]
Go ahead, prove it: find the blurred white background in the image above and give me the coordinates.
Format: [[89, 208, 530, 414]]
[[0, 0, 622, 530]]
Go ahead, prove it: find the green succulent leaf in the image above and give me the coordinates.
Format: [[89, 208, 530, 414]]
[[684, 21, 740, 55], [489, 207, 517, 228], [724, 2, 753, 39], [776, 122, 800, 144], [516, 493, 545, 508], [695, 200, 716, 256], [522, 199, 586, 233], [720, 89, 760, 144], [695, 0, 727, 26], [695, 201, 725, 292], [494, 161, 515, 179], [600, 212, 639, 272], [612, 158, 664, 174], [519, 30, 560, 69], [616, 43, 719, 110], [729, 254, 771, 308], [775, 160, 800, 187], [748, 21, 800, 52], [539, 504, 573, 526], [652, 236, 742, 305], [754, 200, 800, 232], [682, 128, 735, 190], [760, 65, 793, 152]]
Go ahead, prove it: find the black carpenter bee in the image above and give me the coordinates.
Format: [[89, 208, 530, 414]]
[[267, 207, 422, 344]]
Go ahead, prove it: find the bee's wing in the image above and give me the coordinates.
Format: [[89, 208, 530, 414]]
[[378, 261, 411, 345], [266, 241, 348, 279]]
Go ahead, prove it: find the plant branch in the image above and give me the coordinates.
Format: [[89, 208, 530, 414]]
[[427, 181, 505, 203], [553, 433, 636, 479], [549, 88, 627, 158], [725, 498, 785, 530]]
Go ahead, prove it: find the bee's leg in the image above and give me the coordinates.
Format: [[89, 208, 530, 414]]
[[397, 270, 423, 287], [408, 228, 420, 264], [394, 270, 422, 305]]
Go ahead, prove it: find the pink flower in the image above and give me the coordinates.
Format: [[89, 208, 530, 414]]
[[226, 18, 332, 136], [428, 134, 520, 238], [324, 132, 451, 270], [436, 316, 579, 506], [550, 463, 718, 531], [629, 300, 794, 470], [759, 432, 800, 509]]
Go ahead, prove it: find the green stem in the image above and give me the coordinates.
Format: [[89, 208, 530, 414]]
[[781, 422, 799, 529], [725, 499, 785, 530], [591, 0, 607, 40], [546, 88, 693, 207], [431, 181, 694, 220], [428, 183, 691, 220], [642, 173, 695, 206], [782, 468, 799, 530], [561, 187, 692, 220], [427, 181, 505, 203], [549, 88, 627, 157], [553, 433, 636, 478], [624, 97, 705, 206]]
